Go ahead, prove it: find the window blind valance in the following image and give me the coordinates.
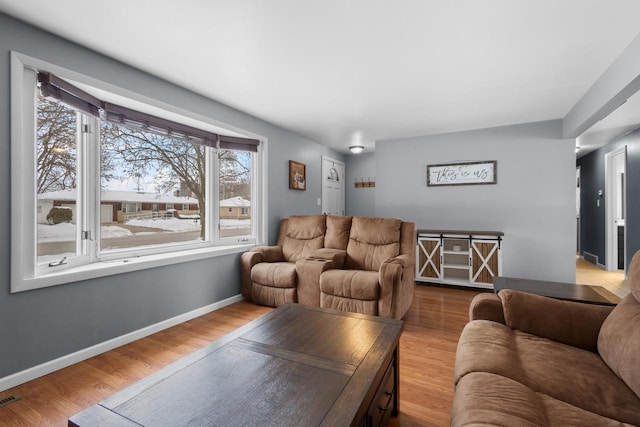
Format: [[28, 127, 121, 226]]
[[37, 72, 102, 117], [37, 72, 260, 152]]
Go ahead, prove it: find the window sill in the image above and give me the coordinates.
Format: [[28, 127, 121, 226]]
[[12, 244, 254, 293]]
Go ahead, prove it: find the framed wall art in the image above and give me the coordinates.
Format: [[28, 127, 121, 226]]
[[427, 160, 497, 187], [289, 160, 306, 190]]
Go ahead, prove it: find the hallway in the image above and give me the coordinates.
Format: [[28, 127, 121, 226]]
[[576, 256, 629, 298]]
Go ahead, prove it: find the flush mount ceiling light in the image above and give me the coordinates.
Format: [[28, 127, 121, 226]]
[[349, 145, 364, 154]]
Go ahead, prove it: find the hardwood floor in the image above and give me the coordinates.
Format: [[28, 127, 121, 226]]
[[0, 285, 480, 426], [575, 256, 630, 298]]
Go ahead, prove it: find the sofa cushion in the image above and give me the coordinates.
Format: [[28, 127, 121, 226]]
[[325, 215, 352, 250], [251, 262, 297, 288], [345, 216, 401, 271], [455, 320, 640, 425], [455, 320, 527, 386], [319, 270, 379, 300], [281, 215, 326, 262], [452, 372, 547, 427], [598, 293, 640, 399], [452, 372, 632, 427]]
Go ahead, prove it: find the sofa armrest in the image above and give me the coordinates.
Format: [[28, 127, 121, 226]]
[[240, 246, 283, 301], [379, 254, 416, 319], [296, 258, 337, 307], [469, 293, 505, 324], [306, 248, 347, 268], [248, 245, 283, 262], [381, 254, 413, 269], [499, 289, 615, 352]]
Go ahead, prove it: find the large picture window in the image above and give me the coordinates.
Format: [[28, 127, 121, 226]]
[[12, 53, 265, 292]]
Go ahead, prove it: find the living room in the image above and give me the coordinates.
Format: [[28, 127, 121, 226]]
[[1, 2, 640, 426]]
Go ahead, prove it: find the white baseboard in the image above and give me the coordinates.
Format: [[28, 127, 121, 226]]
[[0, 294, 244, 392]]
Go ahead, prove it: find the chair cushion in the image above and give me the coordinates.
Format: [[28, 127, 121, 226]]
[[345, 216, 401, 271], [598, 293, 640, 398], [319, 270, 379, 316], [455, 320, 640, 425], [281, 215, 326, 262], [251, 262, 297, 288], [320, 270, 379, 300], [251, 283, 296, 307], [452, 372, 631, 427]]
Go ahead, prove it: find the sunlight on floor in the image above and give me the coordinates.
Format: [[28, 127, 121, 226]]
[[576, 256, 630, 298]]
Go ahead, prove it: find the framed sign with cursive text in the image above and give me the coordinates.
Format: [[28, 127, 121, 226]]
[[427, 160, 497, 186]]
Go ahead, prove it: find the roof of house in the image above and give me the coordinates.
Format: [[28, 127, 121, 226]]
[[38, 189, 199, 205], [220, 196, 250, 207]]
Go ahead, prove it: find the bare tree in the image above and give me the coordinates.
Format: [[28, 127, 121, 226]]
[[37, 96, 115, 194], [36, 96, 77, 193], [101, 122, 252, 239]]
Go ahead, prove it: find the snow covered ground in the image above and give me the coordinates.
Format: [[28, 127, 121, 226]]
[[38, 218, 250, 241]]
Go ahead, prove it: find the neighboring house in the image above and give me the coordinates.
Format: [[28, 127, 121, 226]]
[[37, 189, 199, 224], [219, 196, 251, 220]]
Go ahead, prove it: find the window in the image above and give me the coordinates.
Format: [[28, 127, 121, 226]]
[[11, 53, 265, 292]]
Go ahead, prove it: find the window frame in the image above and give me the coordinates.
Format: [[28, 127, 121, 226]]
[[11, 52, 267, 293]]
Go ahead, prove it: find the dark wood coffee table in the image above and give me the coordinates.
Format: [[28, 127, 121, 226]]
[[493, 276, 621, 305], [69, 303, 403, 427]]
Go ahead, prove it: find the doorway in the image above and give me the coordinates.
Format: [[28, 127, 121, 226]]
[[321, 156, 345, 215], [604, 146, 626, 272]]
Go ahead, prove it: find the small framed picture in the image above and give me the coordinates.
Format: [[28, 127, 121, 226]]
[[289, 160, 306, 190]]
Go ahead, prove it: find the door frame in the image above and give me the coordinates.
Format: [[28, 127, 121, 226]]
[[321, 155, 345, 215], [604, 146, 626, 272], [576, 166, 581, 255]]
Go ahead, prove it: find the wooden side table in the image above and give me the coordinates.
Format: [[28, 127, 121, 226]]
[[493, 276, 621, 306]]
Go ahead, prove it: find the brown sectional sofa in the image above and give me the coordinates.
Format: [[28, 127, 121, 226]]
[[452, 251, 640, 426], [240, 214, 416, 319]]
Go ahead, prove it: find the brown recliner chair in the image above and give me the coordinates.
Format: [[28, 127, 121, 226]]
[[316, 216, 416, 319], [240, 214, 326, 307]]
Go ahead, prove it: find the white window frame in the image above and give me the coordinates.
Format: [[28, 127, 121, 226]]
[[11, 52, 268, 293]]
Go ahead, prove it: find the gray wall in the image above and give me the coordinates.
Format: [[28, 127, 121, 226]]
[[577, 128, 640, 270], [345, 152, 376, 216], [375, 120, 577, 282], [0, 13, 343, 379]]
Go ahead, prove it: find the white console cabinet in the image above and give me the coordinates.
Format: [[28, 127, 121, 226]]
[[416, 229, 503, 289]]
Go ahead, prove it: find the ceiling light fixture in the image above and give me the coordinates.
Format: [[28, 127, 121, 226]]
[[349, 145, 364, 154]]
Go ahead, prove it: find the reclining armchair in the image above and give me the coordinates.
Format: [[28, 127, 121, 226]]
[[240, 214, 326, 307], [303, 216, 416, 319], [241, 214, 416, 320]]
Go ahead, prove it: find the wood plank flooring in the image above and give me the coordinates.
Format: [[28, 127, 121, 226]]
[[575, 256, 629, 298], [0, 256, 624, 427], [0, 285, 480, 426]]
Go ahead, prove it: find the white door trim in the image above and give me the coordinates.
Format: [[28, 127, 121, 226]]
[[604, 146, 626, 272]]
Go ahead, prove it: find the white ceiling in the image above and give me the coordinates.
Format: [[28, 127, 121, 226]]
[[577, 91, 640, 158], [2, 1, 640, 154]]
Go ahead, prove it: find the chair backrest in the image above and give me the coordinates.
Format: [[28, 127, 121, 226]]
[[345, 216, 402, 271], [597, 250, 640, 398], [277, 215, 326, 262], [325, 215, 352, 249]]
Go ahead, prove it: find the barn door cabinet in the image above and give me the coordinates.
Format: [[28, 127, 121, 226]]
[[416, 229, 503, 289]]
